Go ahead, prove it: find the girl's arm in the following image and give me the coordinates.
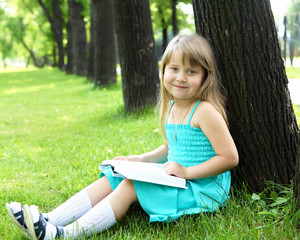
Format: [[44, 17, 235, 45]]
[[164, 101, 239, 179], [113, 142, 169, 163]]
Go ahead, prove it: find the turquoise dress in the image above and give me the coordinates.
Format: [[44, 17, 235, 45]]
[[100, 100, 231, 222]]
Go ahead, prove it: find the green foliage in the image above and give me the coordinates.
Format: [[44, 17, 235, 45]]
[[1, 0, 194, 66], [0, 0, 55, 65], [249, 182, 292, 217], [0, 68, 299, 239], [287, 0, 300, 54], [150, 0, 194, 40]]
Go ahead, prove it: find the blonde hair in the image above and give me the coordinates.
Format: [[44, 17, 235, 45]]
[[159, 33, 227, 139]]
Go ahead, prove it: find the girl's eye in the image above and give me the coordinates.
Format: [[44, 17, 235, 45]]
[[171, 67, 178, 71], [188, 70, 195, 74]]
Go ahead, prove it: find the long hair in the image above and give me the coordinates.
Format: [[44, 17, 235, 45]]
[[159, 33, 227, 139]]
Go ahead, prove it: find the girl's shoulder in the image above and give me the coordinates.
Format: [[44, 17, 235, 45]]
[[191, 101, 223, 128]]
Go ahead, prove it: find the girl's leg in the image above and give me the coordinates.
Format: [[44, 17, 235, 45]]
[[45, 176, 113, 226], [6, 176, 112, 239], [105, 178, 138, 221], [86, 175, 114, 207], [24, 179, 138, 240], [63, 179, 138, 238]]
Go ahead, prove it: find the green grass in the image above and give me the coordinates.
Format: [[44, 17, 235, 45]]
[[1, 68, 299, 239], [286, 66, 300, 79]]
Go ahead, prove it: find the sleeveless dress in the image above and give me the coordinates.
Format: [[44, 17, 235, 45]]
[[100, 100, 231, 222]]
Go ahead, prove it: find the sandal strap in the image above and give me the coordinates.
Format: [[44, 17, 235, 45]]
[[56, 226, 64, 239], [13, 210, 27, 229], [34, 214, 46, 240]]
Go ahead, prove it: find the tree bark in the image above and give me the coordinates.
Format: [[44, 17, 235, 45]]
[[65, 20, 73, 74], [68, 0, 87, 76], [52, 44, 57, 66], [38, 0, 64, 70], [94, 0, 116, 87], [114, 0, 160, 112], [158, 6, 168, 53], [87, 0, 96, 81], [294, 132, 300, 213], [192, 0, 299, 192], [171, 0, 178, 36]]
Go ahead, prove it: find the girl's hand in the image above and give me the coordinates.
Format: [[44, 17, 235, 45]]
[[164, 161, 188, 179], [113, 155, 143, 162]]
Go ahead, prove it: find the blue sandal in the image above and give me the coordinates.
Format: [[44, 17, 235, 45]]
[[23, 204, 64, 240], [6, 202, 30, 238]]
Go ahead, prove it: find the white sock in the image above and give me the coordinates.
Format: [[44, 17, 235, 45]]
[[63, 198, 116, 239], [43, 222, 58, 240], [46, 189, 92, 226]]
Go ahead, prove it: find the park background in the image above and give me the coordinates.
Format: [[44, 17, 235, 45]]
[[1, 0, 300, 239]]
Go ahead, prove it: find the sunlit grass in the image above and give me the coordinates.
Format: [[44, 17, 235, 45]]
[[294, 104, 300, 125], [0, 68, 299, 239], [286, 66, 300, 79]]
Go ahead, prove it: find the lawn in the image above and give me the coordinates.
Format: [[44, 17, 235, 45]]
[[286, 66, 300, 79], [0, 67, 299, 239]]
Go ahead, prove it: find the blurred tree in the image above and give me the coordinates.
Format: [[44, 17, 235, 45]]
[[114, 0, 160, 112], [37, 0, 65, 70], [0, 0, 56, 66], [150, 0, 194, 54], [6, 16, 48, 67], [0, 34, 13, 68], [0, 8, 13, 67], [67, 0, 87, 76], [171, 0, 178, 36], [192, 0, 299, 192], [87, 0, 95, 81], [287, 0, 300, 61], [65, 20, 73, 74], [156, 1, 170, 52], [93, 0, 116, 87]]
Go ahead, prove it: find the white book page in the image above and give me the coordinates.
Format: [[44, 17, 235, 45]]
[[99, 160, 186, 188]]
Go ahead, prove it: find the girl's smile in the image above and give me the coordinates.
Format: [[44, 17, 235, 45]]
[[173, 84, 188, 89]]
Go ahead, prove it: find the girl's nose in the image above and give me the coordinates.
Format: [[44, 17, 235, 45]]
[[176, 72, 187, 82]]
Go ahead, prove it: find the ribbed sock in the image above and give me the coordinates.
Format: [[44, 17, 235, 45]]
[[63, 198, 116, 239], [46, 189, 92, 226]]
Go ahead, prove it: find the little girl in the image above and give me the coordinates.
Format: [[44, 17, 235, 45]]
[[6, 33, 238, 239]]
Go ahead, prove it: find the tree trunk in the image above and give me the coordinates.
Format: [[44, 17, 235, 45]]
[[87, 0, 96, 81], [294, 132, 300, 213], [192, 0, 299, 192], [94, 0, 116, 87], [65, 20, 73, 74], [171, 0, 178, 37], [52, 44, 57, 67], [114, 0, 160, 112], [20, 39, 46, 68], [68, 0, 87, 76], [38, 0, 64, 70], [158, 7, 168, 53]]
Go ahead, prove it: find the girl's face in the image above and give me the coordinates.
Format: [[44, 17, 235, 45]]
[[163, 51, 205, 101]]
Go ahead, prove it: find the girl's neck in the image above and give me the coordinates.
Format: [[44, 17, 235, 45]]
[[173, 98, 195, 109], [171, 98, 195, 126]]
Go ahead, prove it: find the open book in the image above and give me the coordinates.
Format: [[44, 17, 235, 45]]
[[99, 160, 187, 188]]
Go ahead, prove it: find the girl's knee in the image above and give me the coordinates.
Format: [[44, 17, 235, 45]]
[[121, 179, 134, 191]]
